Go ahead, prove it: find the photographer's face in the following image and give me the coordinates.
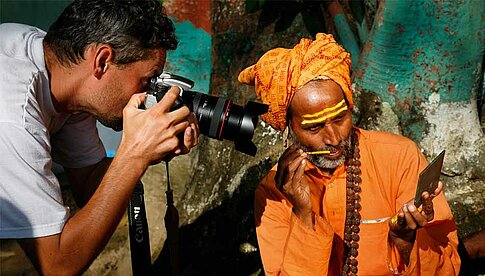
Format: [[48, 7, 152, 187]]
[[94, 49, 166, 130]]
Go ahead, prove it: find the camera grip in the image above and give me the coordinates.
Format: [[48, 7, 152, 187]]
[[142, 93, 185, 111]]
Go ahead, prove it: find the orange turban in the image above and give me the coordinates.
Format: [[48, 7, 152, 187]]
[[238, 33, 352, 131]]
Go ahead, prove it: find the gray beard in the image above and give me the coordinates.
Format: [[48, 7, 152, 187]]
[[288, 128, 351, 170]]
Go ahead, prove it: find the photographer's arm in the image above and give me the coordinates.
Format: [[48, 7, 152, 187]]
[[65, 157, 112, 208], [18, 153, 148, 275], [18, 89, 197, 275]]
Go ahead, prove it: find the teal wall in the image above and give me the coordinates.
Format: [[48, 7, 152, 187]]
[[165, 20, 212, 94], [353, 0, 484, 140], [354, 1, 484, 105]]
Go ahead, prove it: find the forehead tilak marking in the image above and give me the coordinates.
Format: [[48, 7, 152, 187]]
[[301, 105, 348, 125], [302, 99, 346, 119], [300, 99, 348, 125]]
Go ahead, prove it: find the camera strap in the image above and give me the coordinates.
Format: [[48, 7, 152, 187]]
[[164, 161, 181, 275], [128, 163, 181, 275], [128, 181, 151, 276]]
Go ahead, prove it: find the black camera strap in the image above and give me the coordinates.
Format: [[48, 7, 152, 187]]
[[163, 161, 181, 275], [128, 181, 151, 276], [128, 162, 181, 275]]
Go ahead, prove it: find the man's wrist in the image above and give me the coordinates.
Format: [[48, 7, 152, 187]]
[[111, 147, 149, 177], [115, 142, 151, 170], [388, 230, 416, 265]]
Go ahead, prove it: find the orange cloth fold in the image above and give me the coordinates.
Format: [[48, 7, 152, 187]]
[[238, 33, 352, 131]]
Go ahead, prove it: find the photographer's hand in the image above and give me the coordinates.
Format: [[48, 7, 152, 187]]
[[162, 111, 199, 162], [179, 111, 199, 154], [118, 86, 192, 168]]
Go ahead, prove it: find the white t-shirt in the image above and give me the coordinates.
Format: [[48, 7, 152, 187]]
[[0, 23, 106, 238]]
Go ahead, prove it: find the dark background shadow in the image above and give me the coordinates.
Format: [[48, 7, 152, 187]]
[[151, 164, 267, 276]]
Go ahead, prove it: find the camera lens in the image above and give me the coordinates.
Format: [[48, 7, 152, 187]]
[[185, 92, 229, 140], [147, 74, 268, 156], [181, 92, 268, 156]]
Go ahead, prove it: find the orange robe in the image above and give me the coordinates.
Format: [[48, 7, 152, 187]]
[[254, 128, 460, 275]]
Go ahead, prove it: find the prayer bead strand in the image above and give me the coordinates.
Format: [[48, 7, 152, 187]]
[[342, 130, 361, 276]]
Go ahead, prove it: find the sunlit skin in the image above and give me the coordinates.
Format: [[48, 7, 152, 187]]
[[274, 79, 353, 229], [87, 49, 167, 131], [273, 79, 443, 264], [289, 80, 353, 170], [297, 100, 350, 165], [47, 45, 167, 131]]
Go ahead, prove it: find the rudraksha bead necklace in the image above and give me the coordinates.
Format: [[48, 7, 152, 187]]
[[342, 129, 361, 276]]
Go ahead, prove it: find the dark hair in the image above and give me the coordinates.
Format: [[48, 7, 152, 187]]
[[44, 0, 178, 66]]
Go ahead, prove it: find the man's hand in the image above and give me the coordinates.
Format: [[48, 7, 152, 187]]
[[118, 86, 199, 167], [274, 145, 313, 227], [179, 111, 199, 154], [388, 181, 444, 263], [162, 111, 199, 162]]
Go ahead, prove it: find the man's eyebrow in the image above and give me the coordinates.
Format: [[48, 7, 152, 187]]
[[301, 122, 321, 128]]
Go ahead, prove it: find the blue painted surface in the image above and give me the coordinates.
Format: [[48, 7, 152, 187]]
[[354, 1, 484, 105], [165, 20, 212, 94], [333, 14, 360, 69], [352, 0, 484, 139]]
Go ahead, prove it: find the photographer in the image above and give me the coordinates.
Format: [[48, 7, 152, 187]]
[[0, 0, 198, 274]]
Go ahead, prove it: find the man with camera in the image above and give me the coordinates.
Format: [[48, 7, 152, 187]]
[[239, 34, 460, 275], [0, 0, 198, 274]]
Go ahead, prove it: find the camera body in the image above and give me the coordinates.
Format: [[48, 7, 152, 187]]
[[146, 72, 268, 156]]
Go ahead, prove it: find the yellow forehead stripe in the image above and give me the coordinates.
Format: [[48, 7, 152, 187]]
[[301, 105, 348, 125], [302, 99, 346, 119]]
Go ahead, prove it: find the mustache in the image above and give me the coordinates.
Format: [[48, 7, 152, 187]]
[[293, 139, 347, 154], [319, 144, 341, 153], [286, 127, 351, 154]]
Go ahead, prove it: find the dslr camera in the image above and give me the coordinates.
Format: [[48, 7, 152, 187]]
[[145, 73, 268, 156]]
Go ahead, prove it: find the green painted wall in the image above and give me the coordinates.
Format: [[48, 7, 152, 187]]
[[333, 13, 360, 69], [354, 1, 484, 104], [164, 20, 212, 94]]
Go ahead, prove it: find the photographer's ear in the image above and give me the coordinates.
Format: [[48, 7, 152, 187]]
[[93, 45, 113, 79]]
